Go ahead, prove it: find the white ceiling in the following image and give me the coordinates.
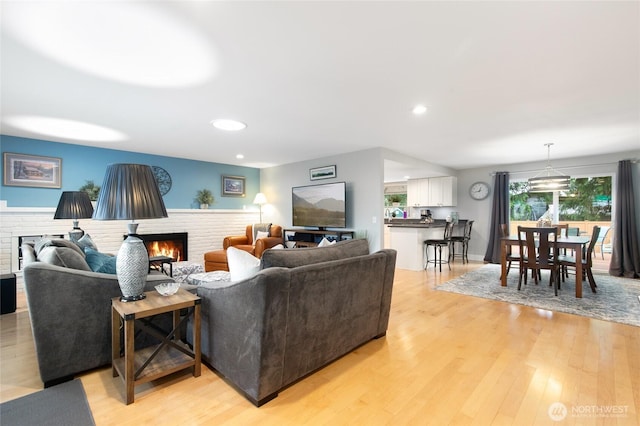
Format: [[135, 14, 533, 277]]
[[1, 1, 638, 182]]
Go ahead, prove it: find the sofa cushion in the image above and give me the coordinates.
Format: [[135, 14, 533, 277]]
[[227, 247, 260, 282], [84, 248, 117, 274], [260, 238, 369, 269], [37, 246, 92, 271], [35, 238, 85, 258]]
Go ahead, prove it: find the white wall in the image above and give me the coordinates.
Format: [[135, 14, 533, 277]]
[[261, 148, 385, 251]]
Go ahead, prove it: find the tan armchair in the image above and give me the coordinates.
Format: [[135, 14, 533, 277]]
[[204, 224, 283, 272]]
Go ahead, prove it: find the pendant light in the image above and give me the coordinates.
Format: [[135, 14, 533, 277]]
[[528, 143, 570, 192]]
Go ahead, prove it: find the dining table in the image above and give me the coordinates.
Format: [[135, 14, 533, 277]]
[[500, 234, 592, 298]]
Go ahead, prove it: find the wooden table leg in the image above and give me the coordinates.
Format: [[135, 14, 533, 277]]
[[501, 240, 507, 286], [575, 248, 583, 298], [124, 316, 135, 405]]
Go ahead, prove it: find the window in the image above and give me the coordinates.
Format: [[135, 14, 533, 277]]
[[510, 176, 612, 221]]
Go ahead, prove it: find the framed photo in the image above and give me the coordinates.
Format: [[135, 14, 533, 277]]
[[310, 165, 336, 181], [3, 152, 62, 188], [222, 175, 245, 197]]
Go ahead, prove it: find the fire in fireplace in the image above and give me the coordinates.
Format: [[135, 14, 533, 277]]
[[135, 233, 188, 262]]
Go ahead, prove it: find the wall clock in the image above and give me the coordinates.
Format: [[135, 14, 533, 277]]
[[152, 166, 172, 196], [469, 181, 490, 200]]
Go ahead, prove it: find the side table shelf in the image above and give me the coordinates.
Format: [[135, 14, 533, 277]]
[[111, 288, 201, 404]]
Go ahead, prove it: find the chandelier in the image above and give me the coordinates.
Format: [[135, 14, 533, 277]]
[[528, 143, 570, 192]]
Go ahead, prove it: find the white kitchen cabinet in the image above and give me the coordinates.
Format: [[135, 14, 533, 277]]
[[407, 177, 457, 207], [428, 176, 457, 207], [407, 178, 429, 207]]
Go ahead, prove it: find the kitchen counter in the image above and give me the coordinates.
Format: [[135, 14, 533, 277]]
[[384, 219, 446, 228], [385, 220, 463, 271]]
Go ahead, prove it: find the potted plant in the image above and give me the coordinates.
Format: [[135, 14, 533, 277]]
[[79, 180, 100, 201], [196, 189, 214, 209], [389, 194, 402, 207]]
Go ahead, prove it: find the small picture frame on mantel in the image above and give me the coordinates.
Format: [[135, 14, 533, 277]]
[[310, 165, 336, 181], [222, 175, 246, 197]]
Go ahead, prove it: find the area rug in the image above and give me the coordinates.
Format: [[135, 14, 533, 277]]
[[436, 264, 640, 327], [0, 379, 95, 426]]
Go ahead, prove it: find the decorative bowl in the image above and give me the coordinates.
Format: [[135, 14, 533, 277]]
[[155, 282, 180, 296]]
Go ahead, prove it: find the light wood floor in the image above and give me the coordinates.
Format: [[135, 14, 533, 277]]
[[2, 261, 639, 425]]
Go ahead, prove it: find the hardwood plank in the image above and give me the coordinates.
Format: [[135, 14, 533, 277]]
[[2, 262, 639, 425]]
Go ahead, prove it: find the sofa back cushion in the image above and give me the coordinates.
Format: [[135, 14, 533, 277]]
[[260, 238, 369, 269]]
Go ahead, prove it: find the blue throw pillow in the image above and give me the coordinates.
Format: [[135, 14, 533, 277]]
[[84, 248, 117, 274]]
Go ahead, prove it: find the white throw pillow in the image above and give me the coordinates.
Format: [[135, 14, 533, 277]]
[[227, 247, 261, 282], [255, 230, 269, 242], [317, 237, 336, 247]]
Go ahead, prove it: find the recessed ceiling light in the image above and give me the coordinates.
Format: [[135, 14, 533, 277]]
[[3, 115, 127, 142], [412, 104, 428, 115], [404, 175, 411, 180], [236, 154, 244, 159], [211, 119, 247, 131]]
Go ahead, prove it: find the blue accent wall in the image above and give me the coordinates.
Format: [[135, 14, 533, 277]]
[[0, 135, 260, 208]]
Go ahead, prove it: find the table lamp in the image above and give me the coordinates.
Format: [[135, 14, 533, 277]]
[[53, 191, 94, 242], [93, 164, 168, 301]]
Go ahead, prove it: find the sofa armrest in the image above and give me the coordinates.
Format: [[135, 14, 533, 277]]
[[254, 236, 284, 258], [224, 235, 250, 249], [23, 262, 173, 385], [195, 268, 290, 405]]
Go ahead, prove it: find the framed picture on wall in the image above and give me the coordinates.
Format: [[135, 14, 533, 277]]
[[3, 152, 62, 188], [310, 165, 336, 181], [222, 175, 245, 197]]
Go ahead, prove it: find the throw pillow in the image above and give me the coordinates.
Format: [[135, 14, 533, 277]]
[[317, 237, 336, 247], [255, 230, 269, 243], [227, 247, 260, 282], [75, 233, 98, 252], [37, 246, 92, 271], [252, 223, 271, 242], [84, 248, 117, 274], [35, 238, 85, 258]]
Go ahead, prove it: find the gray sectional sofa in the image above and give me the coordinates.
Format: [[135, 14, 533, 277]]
[[21, 239, 179, 387], [193, 239, 397, 406]]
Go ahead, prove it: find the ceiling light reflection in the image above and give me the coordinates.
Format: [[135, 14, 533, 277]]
[[4, 115, 128, 142], [3, 2, 216, 87]]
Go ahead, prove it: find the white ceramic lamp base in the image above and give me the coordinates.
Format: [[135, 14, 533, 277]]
[[116, 235, 148, 302]]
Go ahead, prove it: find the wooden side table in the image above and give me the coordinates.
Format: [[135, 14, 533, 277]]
[[111, 288, 201, 404]]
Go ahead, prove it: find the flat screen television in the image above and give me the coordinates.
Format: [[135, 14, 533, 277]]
[[292, 181, 346, 230]]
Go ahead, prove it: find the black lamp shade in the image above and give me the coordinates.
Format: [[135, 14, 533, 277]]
[[93, 164, 168, 221], [54, 191, 94, 220]]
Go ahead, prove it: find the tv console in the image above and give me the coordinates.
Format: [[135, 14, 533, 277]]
[[283, 228, 354, 248]]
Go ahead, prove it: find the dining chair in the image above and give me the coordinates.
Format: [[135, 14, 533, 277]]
[[594, 226, 611, 259], [517, 226, 561, 296], [500, 223, 521, 278], [451, 220, 473, 264], [557, 225, 600, 293], [424, 222, 454, 272], [553, 223, 569, 238]]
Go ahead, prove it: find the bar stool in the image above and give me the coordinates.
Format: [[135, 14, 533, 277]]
[[451, 220, 474, 263], [424, 222, 454, 272]]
